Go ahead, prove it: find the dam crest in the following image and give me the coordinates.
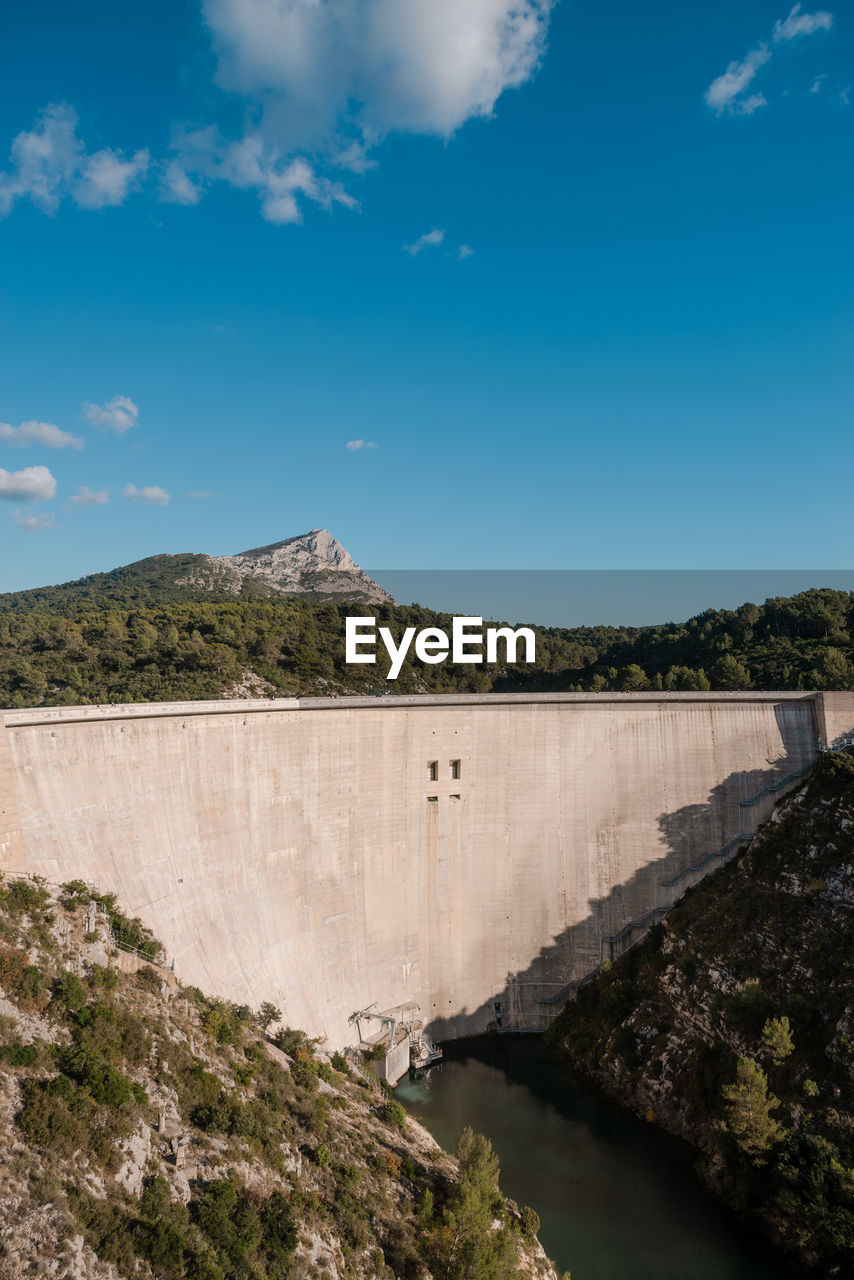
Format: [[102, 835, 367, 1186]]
[[2, 691, 853, 1048]]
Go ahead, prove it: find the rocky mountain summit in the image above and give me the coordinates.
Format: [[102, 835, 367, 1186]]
[[212, 529, 392, 604]]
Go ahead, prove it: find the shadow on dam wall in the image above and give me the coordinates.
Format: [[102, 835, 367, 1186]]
[[428, 703, 817, 1041]]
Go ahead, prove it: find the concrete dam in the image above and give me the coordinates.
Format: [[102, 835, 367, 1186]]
[[2, 691, 853, 1049]]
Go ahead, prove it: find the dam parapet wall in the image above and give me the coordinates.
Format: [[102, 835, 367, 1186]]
[[1, 692, 850, 1047]]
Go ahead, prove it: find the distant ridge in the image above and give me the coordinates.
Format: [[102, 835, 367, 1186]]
[[0, 529, 393, 612]]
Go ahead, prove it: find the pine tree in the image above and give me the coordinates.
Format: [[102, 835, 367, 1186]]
[[722, 1057, 781, 1156], [761, 1015, 795, 1065]]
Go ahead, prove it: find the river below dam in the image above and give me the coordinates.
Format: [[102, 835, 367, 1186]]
[[396, 1037, 804, 1280]]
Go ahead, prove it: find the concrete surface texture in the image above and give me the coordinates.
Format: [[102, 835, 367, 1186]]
[[1, 692, 851, 1046]]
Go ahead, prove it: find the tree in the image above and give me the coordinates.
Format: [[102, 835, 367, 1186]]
[[428, 1127, 517, 1280], [722, 1057, 781, 1156], [255, 1001, 282, 1031], [711, 655, 752, 691], [761, 1015, 794, 1065]]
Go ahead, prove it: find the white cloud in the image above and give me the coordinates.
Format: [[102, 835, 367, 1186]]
[[0, 420, 83, 450], [13, 509, 55, 531], [204, 0, 554, 141], [4, 4, 555, 227], [161, 126, 357, 224], [167, 0, 555, 219], [705, 46, 772, 114], [75, 147, 149, 209], [185, 490, 215, 499], [82, 395, 139, 434], [346, 439, 378, 450], [404, 228, 445, 255], [0, 465, 57, 503], [123, 483, 170, 506], [458, 243, 474, 259], [68, 485, 110, 506], [706, 5, 835, 116], [0, 103, 148, 216], [773, 5, 833, 43]]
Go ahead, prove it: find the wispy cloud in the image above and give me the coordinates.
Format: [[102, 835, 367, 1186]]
[[185, 490, 215, 499], [458, 243, 474, 260], [123, 483, 170, 506], [705, 6, 835, 116], [0, 103, 148, 217], [163, 131, 357, 225], [705, 46, 771, 115], [0, 465, 57, 503], [68, 485, 110, 507], [404, 228, 445, 255], [346, 439, 378, 451], [773, 4, 833, 43], [13, 509, 55, 531], [82, 395, 139, 434], [0, 419, 83, 450]]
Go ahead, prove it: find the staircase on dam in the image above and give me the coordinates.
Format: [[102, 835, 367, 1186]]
[[2, 691, 853, 1048]]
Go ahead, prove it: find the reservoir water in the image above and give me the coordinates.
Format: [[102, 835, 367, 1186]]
[[396, 1037, 804, 1280]]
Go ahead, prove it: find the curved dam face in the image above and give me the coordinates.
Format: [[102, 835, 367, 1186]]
[[2, 692, 852, 1047]]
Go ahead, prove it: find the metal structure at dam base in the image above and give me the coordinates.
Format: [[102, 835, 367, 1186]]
[[2, 691, 853, 1050]]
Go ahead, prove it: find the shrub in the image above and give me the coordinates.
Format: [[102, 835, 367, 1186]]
[[381, 1098, 406, 1131], [59, 880, 92, 912], [273, 1026, 312, 1057], [4, 1041, 39, 1067], [1, 879, 50, 917], [521, 1205, 541, 1236], [53, 970, 88, 1013]]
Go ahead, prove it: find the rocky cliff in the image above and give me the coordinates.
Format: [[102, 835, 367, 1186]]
[[549, 750, 854, 1275], [0, 876, 556, 1280]]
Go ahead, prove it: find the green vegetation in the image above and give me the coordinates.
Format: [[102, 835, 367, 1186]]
[[426, 1128, 520, 1280], [722, 1058, 781, 1157], [550, 751, 854, 1273], [0, 876, 553, 1279], [0, 578, 852, 706]]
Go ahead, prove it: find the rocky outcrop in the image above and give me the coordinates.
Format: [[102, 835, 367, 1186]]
[[214, 529, 392, 603], [550, 749, 854, 1275], [0, 875, 557, 1280]]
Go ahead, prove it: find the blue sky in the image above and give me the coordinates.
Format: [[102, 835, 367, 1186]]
[[0, 0, 851, 592]]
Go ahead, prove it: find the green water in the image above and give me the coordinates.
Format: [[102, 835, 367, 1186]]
[[396, 1037, 804, 1280]]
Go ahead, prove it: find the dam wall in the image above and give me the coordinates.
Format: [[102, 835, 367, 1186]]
[[0, 692, 848, 1046]]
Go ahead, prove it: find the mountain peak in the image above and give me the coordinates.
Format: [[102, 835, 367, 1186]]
[[215, 530, 391, 603]]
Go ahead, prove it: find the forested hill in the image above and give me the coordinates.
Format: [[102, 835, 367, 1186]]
[[0, 585, 852, 708], [0, 554, 284, 613]]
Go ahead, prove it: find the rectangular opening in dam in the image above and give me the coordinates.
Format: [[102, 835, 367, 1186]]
[[450, 759, 461, 779], [428, 761, 438, 781]]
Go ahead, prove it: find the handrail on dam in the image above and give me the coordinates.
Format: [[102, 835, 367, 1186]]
[[604, 906, 668, 947], [739, 759, 818, 808], [537, 967, 602, 1006], [661, 832, 754, 888]]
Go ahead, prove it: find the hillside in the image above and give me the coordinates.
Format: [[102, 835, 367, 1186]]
[[548, 750, 854, 1275], [0, 875, 558, 1280], [0, 552, 853, 705], [0, 530, 391, 614]]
